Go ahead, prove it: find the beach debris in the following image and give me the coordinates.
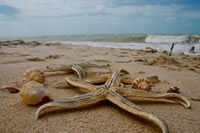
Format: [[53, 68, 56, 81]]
[[162, 50, 168, 54], [26, 41, 41, 46], [145, 47, 158, 53], [24, 68, 45, 83], [134, 58, 148, 63], [147, 56, 180, 66], [0, 40, 25, 46], [167, 86, 180, 93], [93, 59, 112, 63], [169, 43, 175, 56], [118, 68, 130, 74], [137, 71, 145, 74], [188, 46, 195, 53], [132, 77, 152, 91], [190, 98, 200, 102], [26, 57, 45, 61], [115, 60, 132, 63], [146, 76, 160, 84], [1, 86, 20, 93], [45, 55, 60, 59], [19, 81, 52, 105]]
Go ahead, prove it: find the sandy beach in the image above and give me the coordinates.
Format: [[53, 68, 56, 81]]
[[0, 40, 200, 133]]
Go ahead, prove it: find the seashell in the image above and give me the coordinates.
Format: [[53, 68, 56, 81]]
[[19, 81, 52, 105], [1, 86, 19, 93], [24, 68, 45, 83], [132, 77, 152, 91], [167, 86, 180, 93], [118, 68, 129, 75]]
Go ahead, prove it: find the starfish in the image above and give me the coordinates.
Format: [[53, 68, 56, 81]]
[[35, 72, 190, 133], [43, 63, 111, 79]]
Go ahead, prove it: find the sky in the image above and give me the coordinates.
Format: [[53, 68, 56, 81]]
[[0, 0, 200, 37]]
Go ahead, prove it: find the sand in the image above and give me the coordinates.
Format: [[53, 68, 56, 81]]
[[0, 41, 200, 133]]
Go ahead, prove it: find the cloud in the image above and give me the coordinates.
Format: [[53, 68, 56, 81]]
[[182, 10, 200, 19], [96, 5, 105, 10], [0, 0, 109, 17], [0, 0, 200, 36], [0, 5, 20, 16], [0, 5, 20, 23], [0, 0, 199, 20]]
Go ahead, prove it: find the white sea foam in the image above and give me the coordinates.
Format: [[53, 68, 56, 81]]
[[56, 41, 200, 53], [145, 35, 188, 43]]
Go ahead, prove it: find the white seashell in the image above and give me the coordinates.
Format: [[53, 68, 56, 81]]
[[19, 81, 51, 105], [1, 86, 19, 93], [23, 68, 45, 83], [132, 77, 152, 91]]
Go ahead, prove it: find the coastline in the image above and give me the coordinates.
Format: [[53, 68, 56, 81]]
[[0, 40, 200, 133], [1, 34, 200, 54]]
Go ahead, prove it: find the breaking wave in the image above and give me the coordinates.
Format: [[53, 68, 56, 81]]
[[145, 35, 200, 44], [2, 34, 200, 44]]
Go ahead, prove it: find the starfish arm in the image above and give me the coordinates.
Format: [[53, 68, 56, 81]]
[[80, 63, 111, 71], [53, 81, 73, 88], [105, 72, 121, 88], [54, 74, 110, 88], [65, 76, 98, 91], [41, 64, 72, 72], [35, 89, 106, 120], [107, 91, 169, 133], [72, 64, 85, 79], [115, 88, 190, 108], [85, 74, 110, 84]]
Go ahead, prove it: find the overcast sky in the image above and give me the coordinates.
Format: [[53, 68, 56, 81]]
[[0, 0, 200, 37]]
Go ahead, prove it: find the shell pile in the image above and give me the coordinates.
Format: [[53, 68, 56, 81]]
[[19, 81, 51, 105], [132, 77, 152, 91], [24, 68, 45, 83]]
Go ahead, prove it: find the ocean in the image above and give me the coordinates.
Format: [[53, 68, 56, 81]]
[[1, 34, 200, 53]]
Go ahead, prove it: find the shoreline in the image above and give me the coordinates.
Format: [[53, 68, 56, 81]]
[[0, 40, 200, 133], [1, 38, 200, 54]]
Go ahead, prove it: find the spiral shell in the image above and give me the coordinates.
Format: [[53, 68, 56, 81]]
[[132, 77, 152, 91], [19, 81, 51, 105], [24, 68, 45, 83]]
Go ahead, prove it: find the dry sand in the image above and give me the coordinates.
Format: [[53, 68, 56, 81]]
[[0, 41, 200, 133]]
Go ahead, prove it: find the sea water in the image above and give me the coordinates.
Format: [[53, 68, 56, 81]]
[[1, 34, 200, 53]]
